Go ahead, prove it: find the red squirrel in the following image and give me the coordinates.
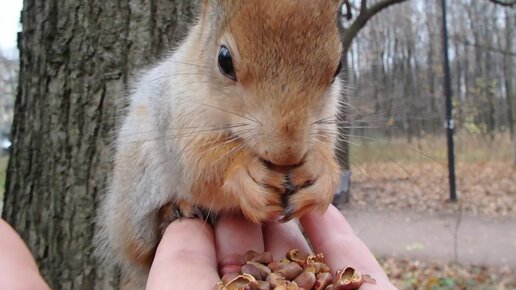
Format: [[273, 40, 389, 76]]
[[96, 0, 344, 288]]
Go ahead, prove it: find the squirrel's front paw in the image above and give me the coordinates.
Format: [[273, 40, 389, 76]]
[[223, 153, 285, 223], [158, 201, 208, 236], [282, 145, 340, 220]]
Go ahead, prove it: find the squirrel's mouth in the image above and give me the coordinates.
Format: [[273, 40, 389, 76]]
[[259, 157, 305, 172]]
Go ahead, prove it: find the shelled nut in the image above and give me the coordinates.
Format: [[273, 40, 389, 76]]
[[216, 249, 375, 290]]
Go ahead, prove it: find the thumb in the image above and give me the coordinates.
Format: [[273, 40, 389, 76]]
[[147, 219, 220, 290]]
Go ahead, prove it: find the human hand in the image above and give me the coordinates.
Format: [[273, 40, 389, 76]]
[[146, 205, 397, 290], [0, 219, 50, 290]]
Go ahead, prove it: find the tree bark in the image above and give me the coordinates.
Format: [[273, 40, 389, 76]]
[[2, 0, 198, 289]]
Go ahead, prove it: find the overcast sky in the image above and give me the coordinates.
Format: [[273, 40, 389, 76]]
[[0, 0, 23, 57]]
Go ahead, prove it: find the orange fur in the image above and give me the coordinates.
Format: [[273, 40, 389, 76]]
[[120, 221, 156, 267], [204, 0, 342, 166], [288, 142, 341, 217], [178, 0, 343, 223], [177, 133, 286, 222]]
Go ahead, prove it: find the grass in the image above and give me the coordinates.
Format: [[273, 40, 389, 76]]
[[349, 133, 513, 164], [0, 156, 7, 200]]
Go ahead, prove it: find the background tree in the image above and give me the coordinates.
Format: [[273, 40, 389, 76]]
[[2, 0, 197, 289], [504, 10, 516, 164]]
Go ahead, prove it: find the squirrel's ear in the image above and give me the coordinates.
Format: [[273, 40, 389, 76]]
[[200, 0, 213, 18], [200, 0, 221, 18], [199, 0, 226, 27]]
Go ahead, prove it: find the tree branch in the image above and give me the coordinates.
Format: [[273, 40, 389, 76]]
[[365, 0, 409, 19], [339, 0, 511, 54], [452, 36, 516, 57], [340, 0, 409, 52], [486, 0, 515, 7], [360, 0, 368, 14], [342, 0, 353, 20]]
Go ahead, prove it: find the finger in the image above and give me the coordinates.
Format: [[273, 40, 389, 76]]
[[0, 219, 50, 290], [147, 219, 219, 290], [299, 205, 395, 289], [215, 213, 264, 275], [263, 220, 312, 260]]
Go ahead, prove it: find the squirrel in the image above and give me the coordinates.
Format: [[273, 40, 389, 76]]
[[96, 0, 344, 289]]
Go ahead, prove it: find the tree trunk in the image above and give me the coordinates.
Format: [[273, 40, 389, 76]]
[[425, 1, 438, 135], [504, 11, 514, 137], [2, 0, 198, 289], [506, 10, 516, 165], [483, 7, 496, 141]]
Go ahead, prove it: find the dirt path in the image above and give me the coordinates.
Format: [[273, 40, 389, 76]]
[[341, 207, 516, 269]]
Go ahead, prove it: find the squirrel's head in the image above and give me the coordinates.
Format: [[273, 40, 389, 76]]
[[195, 0, 343, 166]]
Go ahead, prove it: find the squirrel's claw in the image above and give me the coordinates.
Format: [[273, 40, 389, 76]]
[[158, 201, 214, 236]]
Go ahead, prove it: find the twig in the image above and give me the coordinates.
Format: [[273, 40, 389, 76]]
[[486, 0, 516, 7], [341, 0, 409, 51]]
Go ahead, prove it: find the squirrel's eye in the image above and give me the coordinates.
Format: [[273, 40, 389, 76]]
[[332, 61, 343, 83], [218, 46, 237, 81]]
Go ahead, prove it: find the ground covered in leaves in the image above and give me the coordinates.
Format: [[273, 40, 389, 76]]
[[381, 258, 516, 290], [349, 161, 516, 217], [348, 134, 516, 217]]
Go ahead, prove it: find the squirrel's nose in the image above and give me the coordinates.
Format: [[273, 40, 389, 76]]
[[261, 149, 306, 168]]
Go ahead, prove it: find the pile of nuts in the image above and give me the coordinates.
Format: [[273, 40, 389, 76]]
[[216, 249, 376, 290]]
